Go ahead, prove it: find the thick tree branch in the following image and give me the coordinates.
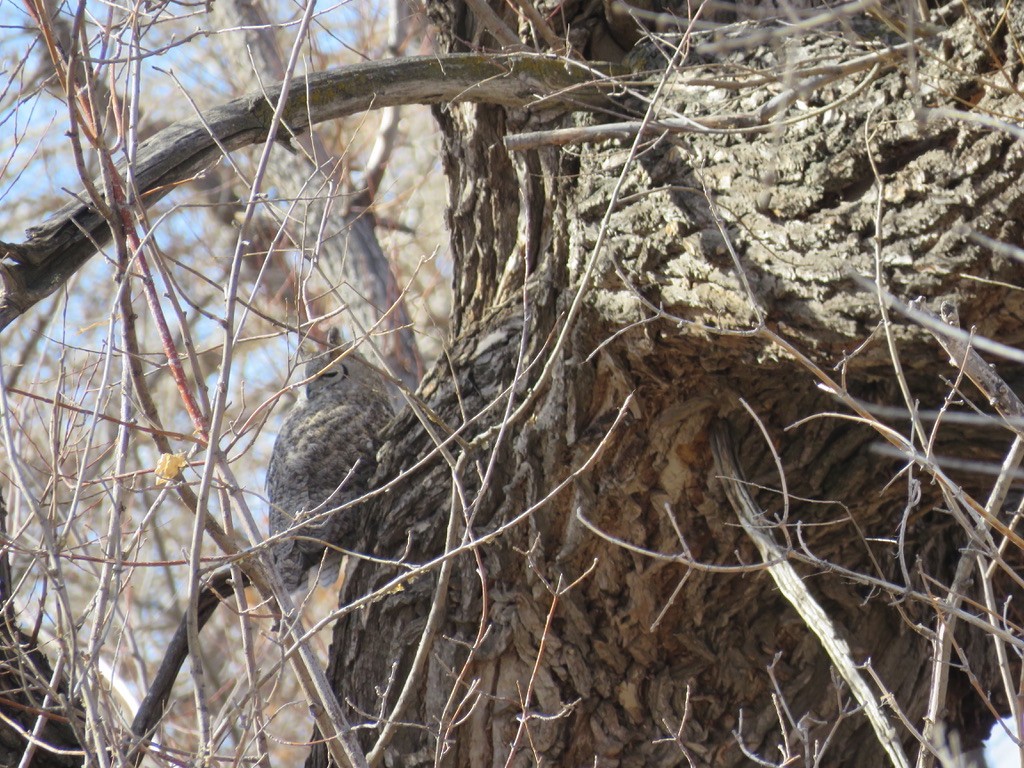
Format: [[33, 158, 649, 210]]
[[0, 53, 614, 331]]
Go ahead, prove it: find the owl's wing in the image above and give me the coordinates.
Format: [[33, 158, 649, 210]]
[[266, 417, 321, 592], [265, 398, 388, 593]]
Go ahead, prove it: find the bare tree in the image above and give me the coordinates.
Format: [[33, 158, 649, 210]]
[[2, 1, 1023, 767]]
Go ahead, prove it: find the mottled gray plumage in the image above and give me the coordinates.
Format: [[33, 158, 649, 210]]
[[267, 338, 393, 592]]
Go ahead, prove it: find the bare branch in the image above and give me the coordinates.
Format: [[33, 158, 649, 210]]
[[0, 53, 615, 331]]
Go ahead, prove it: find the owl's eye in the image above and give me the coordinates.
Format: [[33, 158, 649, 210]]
[[321, 363, 348, 379]]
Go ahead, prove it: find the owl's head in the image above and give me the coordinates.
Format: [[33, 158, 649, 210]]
[[300, 329, 389, 404]]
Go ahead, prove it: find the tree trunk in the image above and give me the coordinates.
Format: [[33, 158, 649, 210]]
[[312, 3, 1024, 767]]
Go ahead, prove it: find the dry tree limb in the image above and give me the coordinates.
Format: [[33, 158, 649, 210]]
[[0, 53, 616, 331], [710, 420, 911, 768], [127, 568, 249, 764], [921, 299, 1024, 432]]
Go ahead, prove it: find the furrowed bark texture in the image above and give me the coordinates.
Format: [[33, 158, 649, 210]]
[[312, 5, 1024, 768]]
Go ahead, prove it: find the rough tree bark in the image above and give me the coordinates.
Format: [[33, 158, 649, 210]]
[[309, 2, 1024, 767]]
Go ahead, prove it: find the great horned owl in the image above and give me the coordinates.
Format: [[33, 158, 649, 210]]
[[266, 334, 394, 592]]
